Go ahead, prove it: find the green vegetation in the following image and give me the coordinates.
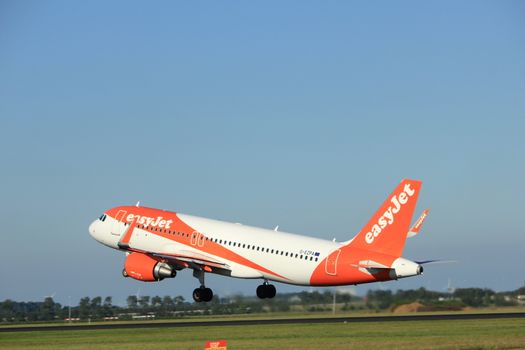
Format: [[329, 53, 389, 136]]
[[2, 286, 524, 324], [1, 318, 524, 350]]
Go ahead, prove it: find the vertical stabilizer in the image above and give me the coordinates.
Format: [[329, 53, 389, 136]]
[[347, 179, 422, 257]]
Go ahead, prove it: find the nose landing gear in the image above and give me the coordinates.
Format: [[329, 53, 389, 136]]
[[256, 281, 276, 299]]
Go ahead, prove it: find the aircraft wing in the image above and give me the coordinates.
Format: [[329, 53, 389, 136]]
[[116, 220, 231, 271], [123, 244, 231, 272], [153, 248, 231, 271]]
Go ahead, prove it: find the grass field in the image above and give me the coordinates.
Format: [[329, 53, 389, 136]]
[[1, 318, 524, 350]]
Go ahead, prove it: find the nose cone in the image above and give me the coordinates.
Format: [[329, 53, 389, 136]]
[[89, 217, 120, 249], [89, 220, 99, 241]]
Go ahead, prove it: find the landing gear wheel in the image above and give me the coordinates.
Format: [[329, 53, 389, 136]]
[[122, 269, 128, 278], [256, 284, 276, 299], [267, 284, 276, 298], [193, 288, 203, 302], [256, 285, 266, 299], [202, 288, 213, 302], [193, 287, 213, 302]]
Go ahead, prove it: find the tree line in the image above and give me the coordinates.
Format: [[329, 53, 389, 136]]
[[1, 286, 523, 323]]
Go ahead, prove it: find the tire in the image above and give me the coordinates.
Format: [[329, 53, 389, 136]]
[[122, 269, 128, 278], [203, 288, 213, 302], [256, 285, 267, 299], [267, 284, 276, 299], [192, 288, 202, 302]]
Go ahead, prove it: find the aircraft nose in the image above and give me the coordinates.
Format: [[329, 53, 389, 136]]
[[89, 220, 98, 240]]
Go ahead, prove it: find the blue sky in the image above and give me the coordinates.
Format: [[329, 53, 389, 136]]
[[0, 1, 524, 306]]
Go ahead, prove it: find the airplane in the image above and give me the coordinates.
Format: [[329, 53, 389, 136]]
[[89, 179, 431, 302]]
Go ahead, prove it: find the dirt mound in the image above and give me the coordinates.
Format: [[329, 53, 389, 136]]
[[392, 302, 425, 313]]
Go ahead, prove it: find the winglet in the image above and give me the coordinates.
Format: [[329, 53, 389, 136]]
[[407, 209, 429, 238]]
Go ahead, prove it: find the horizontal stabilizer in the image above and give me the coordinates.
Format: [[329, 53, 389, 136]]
[[351, 260, 392, 276], [351, 260, 390, 270], [415, 259, 458, 265]]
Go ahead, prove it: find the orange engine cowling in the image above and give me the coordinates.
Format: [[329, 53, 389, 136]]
[[124, 252, 176, 282]]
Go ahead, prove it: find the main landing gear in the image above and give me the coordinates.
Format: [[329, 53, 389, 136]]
[[256, 281, 276, 299], [193, 286, 213, 302], [192, 270, 213, 302]]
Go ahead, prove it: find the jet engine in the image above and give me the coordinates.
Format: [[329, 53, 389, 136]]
[[123, 252, 176, 282]]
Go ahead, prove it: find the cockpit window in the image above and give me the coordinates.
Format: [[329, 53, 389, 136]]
[[99, 214, 107, 222]]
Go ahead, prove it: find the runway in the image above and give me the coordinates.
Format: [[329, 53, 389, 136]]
[[1, 312, 523, 333]]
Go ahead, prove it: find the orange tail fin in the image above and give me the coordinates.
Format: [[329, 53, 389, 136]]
[[347, 179, 422, 257]]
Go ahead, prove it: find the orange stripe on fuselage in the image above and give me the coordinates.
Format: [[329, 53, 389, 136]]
[[106, 206, 289, 280], [118, 217, 137, 245]]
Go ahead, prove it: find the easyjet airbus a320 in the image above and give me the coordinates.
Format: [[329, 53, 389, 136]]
[[89, 179, 431, 302]]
